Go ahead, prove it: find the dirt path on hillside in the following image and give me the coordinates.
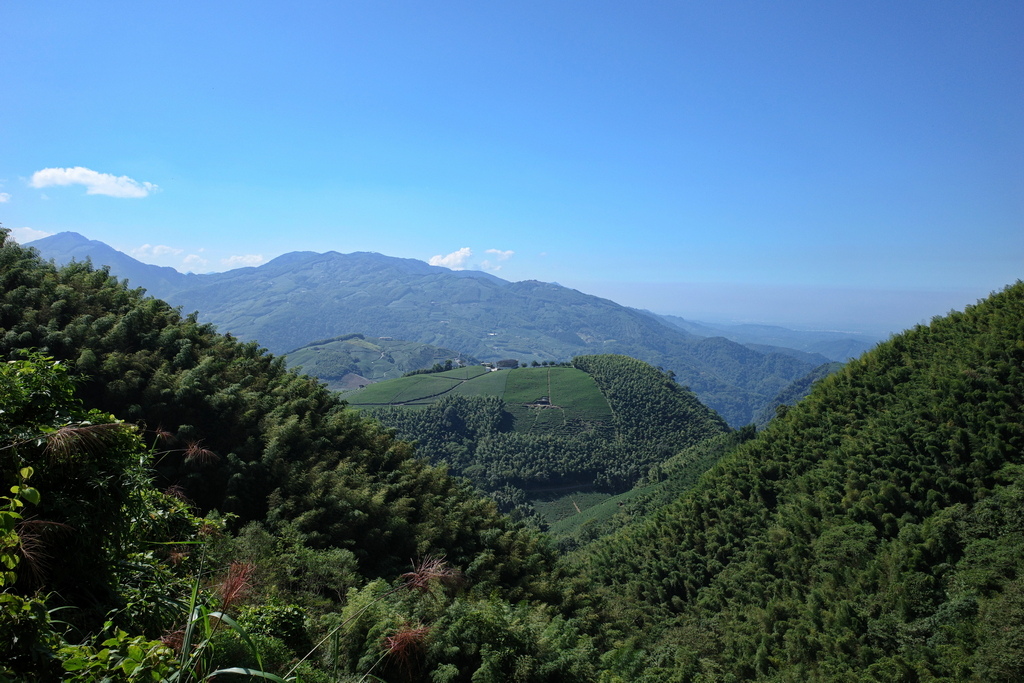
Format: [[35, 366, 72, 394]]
[[356, 374, 478, 406]]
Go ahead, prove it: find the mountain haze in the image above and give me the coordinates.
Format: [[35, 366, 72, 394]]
[[7, 227, 1024, 679], [658, 313, 879, 361], [29, 232, 826, 425]]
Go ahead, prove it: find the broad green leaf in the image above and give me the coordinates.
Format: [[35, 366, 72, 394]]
[[21, 487, 40, 505], [62, 657, 89, 671]]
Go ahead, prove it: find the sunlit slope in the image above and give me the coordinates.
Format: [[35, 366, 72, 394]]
[[348, 365, 613, 433], [284, 333, 475, 390], [0, 230, 552, 586], [586, 282, 1024, 680], [29, 234, 824, 426], [357, 356, 729, 516]]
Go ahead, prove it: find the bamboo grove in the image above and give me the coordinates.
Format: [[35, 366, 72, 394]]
[[2, 227, 1023, 681]]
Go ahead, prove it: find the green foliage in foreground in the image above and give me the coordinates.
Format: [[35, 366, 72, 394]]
[[0, 232, 551, 582], [588, 281, 1024, 680], [0, 357, 598, 682], [0, 231, 602, 680]]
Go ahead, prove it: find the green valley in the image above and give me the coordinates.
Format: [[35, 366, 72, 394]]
[[4, 227, 1024, 682], [28, 232, 848, 427], [356, 357, 729, 522]]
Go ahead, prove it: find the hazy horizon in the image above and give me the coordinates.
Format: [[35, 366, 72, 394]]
[[3, 3, 1020, 339], [18, 227, 1000, 339]]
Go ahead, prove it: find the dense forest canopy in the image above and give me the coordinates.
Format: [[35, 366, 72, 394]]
[[31, 232, 831, 427], [360, 356, 729, 520], [3, 227, 1024, 682], [588, 280, 1024, 681], [0, 230, 600, 681]]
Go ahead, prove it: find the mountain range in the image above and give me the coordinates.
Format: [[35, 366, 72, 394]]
[[27, 231, 875, 425], [7, 227, 1023, 679], [658, 314, 877, 360]]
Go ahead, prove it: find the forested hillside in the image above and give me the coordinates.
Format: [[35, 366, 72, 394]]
[[30, 232, 821, 426], [285, 333, 474, 391], [588, 281, 1024, 681], [0, 230, 601, 681], [0, 235, 520, 575], [361, 357, 729, 519], [659, 314, 879, 361], [9, 225, 1024, 682]]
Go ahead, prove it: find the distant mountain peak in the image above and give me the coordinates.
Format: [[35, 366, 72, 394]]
[[26, 230, 829, 426], [31, 231, 108, 249], [27, 231, 187, 288]]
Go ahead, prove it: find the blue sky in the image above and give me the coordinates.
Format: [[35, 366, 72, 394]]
[[2, 1, 1021, 335]]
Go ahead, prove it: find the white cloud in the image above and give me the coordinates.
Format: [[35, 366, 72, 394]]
[[485, 249, 514, 261], [0, 192, 10, 202], [8, 227, 53, 243], [220, 254, 265, 268], [181, 254, 210, 272], [133, 243, 184, 258], [429, 247, 473, 270], [480, 260, 501, 272], [30, 166, 159, 198]]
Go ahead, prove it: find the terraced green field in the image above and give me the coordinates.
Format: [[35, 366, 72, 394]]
[[348, 374, 462, 404], [347, 366, 612, 433], [552, 368, 613, 420], [449, 369, 509, 396], [434, 365, 491, 381], [503, 369, 551, 405], [534, 491, 614, 524]]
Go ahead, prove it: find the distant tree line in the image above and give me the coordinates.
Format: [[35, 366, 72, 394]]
[[367, 355, 729, 520], [403, 358, 457, 376]]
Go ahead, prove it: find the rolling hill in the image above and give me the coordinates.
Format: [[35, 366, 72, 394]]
[[586, 280, 1024, 679], [27, 231, 829, 426], [354, 356, 730, 520], [284, 333, 476, 391]]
